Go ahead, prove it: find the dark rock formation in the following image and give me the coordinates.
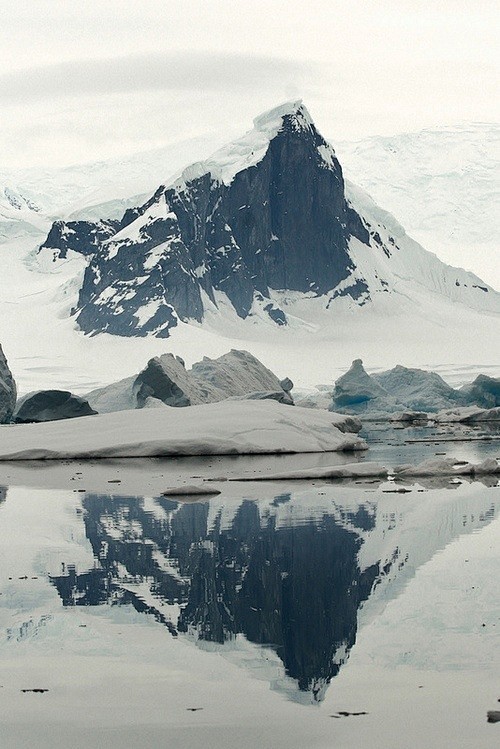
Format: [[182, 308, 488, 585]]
[[39, 103, 369, 338], [14, 390, 97, 423], [0, 344, 16, 423], [41, 219, 119, 258], [37, 101, 500, 340]]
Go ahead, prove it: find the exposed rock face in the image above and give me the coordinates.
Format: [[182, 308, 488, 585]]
[[41, 219, 119, 259], [14, 390, 96, 423], [39, 103, 369, 337], [38, 101, 500, 339], [86, 349, 292, 413], [0, 344, 16, 423], [460, 374, 500, 408]]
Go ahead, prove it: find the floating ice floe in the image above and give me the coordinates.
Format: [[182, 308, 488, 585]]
[[389, 410, 429, 423], [0, 400, 366, 460], [394, 457, 500, 477], [162, 485, 222, 496], [434, 406, 500, 423], [230, 461, 388, 481]]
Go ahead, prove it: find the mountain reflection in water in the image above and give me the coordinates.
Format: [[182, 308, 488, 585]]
[[49, 490, 498, 703]]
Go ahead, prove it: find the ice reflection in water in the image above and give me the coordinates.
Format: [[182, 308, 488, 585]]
[[47, 486, 499, 704]]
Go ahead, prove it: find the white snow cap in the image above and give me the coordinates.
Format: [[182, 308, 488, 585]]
[[174, 100, 316, 189], [252, 99, 313, 133]]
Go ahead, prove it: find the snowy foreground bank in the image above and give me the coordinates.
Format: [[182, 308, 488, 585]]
[[0, 401, 365, 460]]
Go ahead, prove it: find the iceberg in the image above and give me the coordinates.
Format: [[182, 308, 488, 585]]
[[0, 400, 366, 460]]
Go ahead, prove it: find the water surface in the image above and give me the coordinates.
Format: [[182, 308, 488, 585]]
[[0, 464, 499, 748]]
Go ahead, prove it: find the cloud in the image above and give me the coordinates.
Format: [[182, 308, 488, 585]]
[[0, 51, 314, 102]]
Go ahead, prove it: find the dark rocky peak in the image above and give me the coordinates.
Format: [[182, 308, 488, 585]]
[[39, 101, 371, 338]]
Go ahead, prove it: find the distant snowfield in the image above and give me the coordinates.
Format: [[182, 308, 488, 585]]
[[336, 123, 500, 290]]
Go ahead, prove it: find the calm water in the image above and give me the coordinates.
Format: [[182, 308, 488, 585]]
[[361, 421, 500, 466], [0, 434, 499, 748]]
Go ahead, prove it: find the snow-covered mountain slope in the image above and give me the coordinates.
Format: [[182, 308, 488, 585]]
[[2, 120, 497, 280], [1, 103, 499, 395], [0, 133, 222, 232], [40, 101, 500, 340], [0, 184, 50, 239], [336, 123, 499, 290]]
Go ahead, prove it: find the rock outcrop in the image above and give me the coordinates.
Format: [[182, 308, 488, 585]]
[[37, 103, 377, 337], [0, 344, 16, 423], [14, 390, 96, 423]]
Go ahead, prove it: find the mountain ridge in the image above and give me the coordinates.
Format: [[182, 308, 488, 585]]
[[38, 102, 500, 340]]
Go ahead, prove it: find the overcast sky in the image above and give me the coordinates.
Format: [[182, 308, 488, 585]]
[[0, 0, 498, 169]]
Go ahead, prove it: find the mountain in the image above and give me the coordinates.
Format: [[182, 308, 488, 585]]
[[39, 102, 500, 341], [1, 103, 499, 395]]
